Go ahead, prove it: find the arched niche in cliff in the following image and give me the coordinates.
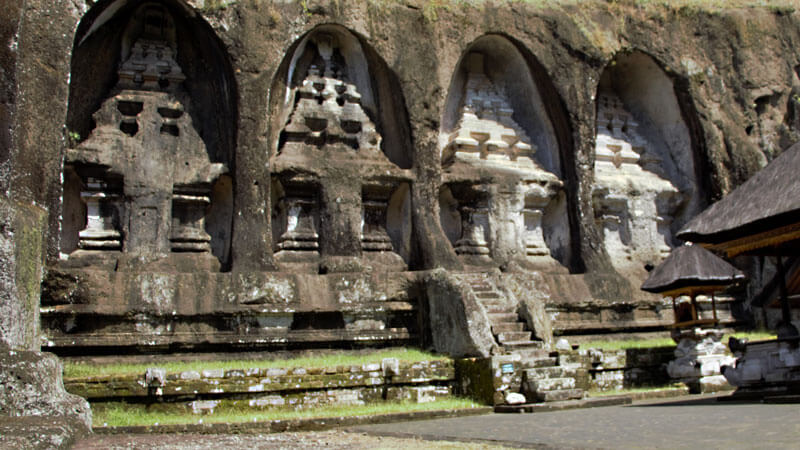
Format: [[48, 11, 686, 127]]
[[439, 34, 577, 272], [61, 0, 237, 269], [268, 24, 413, 170], [266, 25, 414, 271], [593, 50, 705, 278]]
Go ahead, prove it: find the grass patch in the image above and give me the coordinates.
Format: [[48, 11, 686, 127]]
[[578, 337, 675, 350], [578, 331, 778, 351], [64, 348, 448, 378], [92, 398, 483, 427], [728, 331, 777, 341]]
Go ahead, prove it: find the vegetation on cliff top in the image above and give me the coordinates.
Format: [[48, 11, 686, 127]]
[[374, 0, 798, 21]]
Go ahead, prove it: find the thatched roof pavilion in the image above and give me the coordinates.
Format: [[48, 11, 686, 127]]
[[642, 245, 744, 328], [677, 141, 800, 337], [677, 142, 800, 258]]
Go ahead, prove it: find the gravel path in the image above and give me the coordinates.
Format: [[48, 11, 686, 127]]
[[74, 430, 513, 449]]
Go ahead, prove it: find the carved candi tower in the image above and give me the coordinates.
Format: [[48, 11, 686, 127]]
[[64, 5, 227, 270], [592, 93, 682, 277], [442, 52, 563, 269], [272, 32, 411, 272]]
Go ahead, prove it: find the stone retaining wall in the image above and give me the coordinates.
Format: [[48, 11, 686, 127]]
[[561, 347, 676, 392], [65, 359, 454, 413], [457, 346, 677, 406]]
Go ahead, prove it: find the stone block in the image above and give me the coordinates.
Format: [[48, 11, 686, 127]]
[[425, 269, 495, 358], [0, 348, 91, 431], [537, 389, 584, 402], [0, 416, 87, 450], [0, 198, 47, 351]]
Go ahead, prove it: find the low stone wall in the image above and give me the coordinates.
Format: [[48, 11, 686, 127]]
[[561, 347, 675, 392], [456, 346, 676, 406], [65, 359, 454, 414]]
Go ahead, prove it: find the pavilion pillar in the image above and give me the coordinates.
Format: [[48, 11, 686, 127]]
[[775, 256, 799, 338]]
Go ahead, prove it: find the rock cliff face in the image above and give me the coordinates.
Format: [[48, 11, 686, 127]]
[[3, 0, 800, 387], [2, 0, 793, 273]]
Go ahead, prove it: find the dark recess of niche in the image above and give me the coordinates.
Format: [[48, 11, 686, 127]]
[[290, 312, 345, 330]]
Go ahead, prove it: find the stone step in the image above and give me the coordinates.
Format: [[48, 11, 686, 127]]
[[523, 376, 576, 393], [519, 355, 558, 368], [488, 313, 518, 323], [475, 291, 500, 299], [501, 340, 543, 350], [535, 388, 585, 403], [485, 304, 512, 314], [496, 331, 533, 342], [492, 322, 526, 333], [522, 366, 567, 379]]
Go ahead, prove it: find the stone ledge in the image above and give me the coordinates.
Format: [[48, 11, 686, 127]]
[[45, 328, 415, 350], [495, 395, 630, 413], [494, 386, 691, 413], [92, 406, 493, 435], [0, 415, 88, 450]]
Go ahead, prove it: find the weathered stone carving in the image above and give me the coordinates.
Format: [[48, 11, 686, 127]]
[[523, 181, 558, 259], [455, 203, 491, 258], [361, 184, 394, 253], [441, 52, 565, 269], [443, 54, 535, 168], [77, 177, 122, 251], [722, 337, 800, 393], [170, 187, 213, 253], [273, 181, 320, 259], [279, 34, 381, 157], [64, 4, 227, 268], [592, 93, 682, 276], [668, 327, 734, 393], [273, 31, 410, 271]]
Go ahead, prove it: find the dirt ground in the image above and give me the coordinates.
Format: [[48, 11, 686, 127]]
[[73, 430, 512, 450]]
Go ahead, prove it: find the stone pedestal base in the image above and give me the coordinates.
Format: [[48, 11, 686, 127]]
[[0, 346, 91, 446], [667, 328, 734, 393], [722, 337, 800, 395]]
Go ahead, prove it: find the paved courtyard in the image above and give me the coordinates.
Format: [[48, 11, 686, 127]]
[[354, 395, 800, 449], [75, 395, 799, 449]]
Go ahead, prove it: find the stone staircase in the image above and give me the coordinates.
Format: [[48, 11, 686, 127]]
[[462, 273, 584, 404], [464, 274, 542, 352], [520, 364, 584, 402]]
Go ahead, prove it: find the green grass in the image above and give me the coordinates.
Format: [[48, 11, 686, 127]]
[[92, 398, 483, 427], [578, 337, 676, 350], [728, 331, 777, 341], [578, 331, 778, 351], [64, 348, 448, 378]]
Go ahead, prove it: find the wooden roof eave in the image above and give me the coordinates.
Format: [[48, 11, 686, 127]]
[[702, 221, 800, 258], [659, 285, 732, 299]]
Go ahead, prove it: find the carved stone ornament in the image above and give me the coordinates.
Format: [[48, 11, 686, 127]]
[[592, 92, 682, 274], [65, 4, 226, 262]]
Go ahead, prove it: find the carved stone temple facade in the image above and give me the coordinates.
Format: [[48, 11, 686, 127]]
[[63, 4, 228, 273], [4, 0, 798, 375]]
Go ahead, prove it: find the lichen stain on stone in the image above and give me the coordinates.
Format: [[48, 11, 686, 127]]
[[235, 274, 296, 305], [138, 274, 175, 314], [335, 276, 374, 304]]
